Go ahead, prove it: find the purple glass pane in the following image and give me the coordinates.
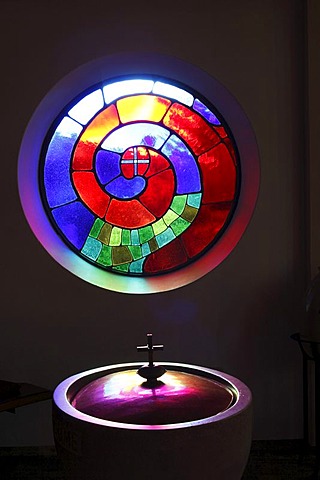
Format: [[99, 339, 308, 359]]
[[193, 98, 220, 125], [161, 135, 201, 194], [52, 201, 95, 249], [44, 129, 79, 208], [95, 150, 121, 185], [105, 176, 146, 199]]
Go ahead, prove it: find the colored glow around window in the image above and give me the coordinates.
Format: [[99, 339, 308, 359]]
[[18, 54, 260, 293], [40, 77, 240, 277]]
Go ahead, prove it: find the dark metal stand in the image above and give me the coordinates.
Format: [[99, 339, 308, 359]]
[[291, 332, 320, 479], [0, 380, 52, 413]]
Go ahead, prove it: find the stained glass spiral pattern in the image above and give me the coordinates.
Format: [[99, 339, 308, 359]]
[[42, 78, 239, 276]]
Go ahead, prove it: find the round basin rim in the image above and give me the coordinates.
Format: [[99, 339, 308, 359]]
[[53, 362, 252, 430]]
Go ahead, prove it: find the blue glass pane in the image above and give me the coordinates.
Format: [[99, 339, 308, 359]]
[[44, 117, 82, 208], [193, 98, 220, 125], [105, 176, 146, 199], [131, 230, 140, 245], [156, 228, 175, 247], [103, 79, 154, 104], [161, 135, 201, 194], [153, 82, 194, 106], [101, 123, 170, 153], [95, 150, 121, 184], [187, 193, 202, 208], [141, 242, 151, 256], [68, 89, 104, 125], [81, 237, 102, 260], [52, 201, 95, 249], [129, 258, 145, 273]]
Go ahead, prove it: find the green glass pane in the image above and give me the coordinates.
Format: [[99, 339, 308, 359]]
[[129, 258, 145, 274], [112, 246, 132, 265], [109, 226, 122, 246], [139, 225, 154, 243], [163, 209, 179, 226], [152, 218, 167, 235], [171, 195, 187, 215], [113, 264, 129, 272], [156, 228, 175, 247], [128, 245, 142, 260], [187, 193, 202, 208], [81, 237, 102, 260], [181, 205, 198, 222], [98, 223, 112, 245], [89, 218, 104, 238], [122, 229, 131, 245], [97, 245, 112, 266], [149, 237, 158, 252], [171, 217, 190, 236]]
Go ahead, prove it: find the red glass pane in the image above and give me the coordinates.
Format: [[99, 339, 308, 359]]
[[163, 103, 220, 155], [137, 147, 149, 159], [106, 199, 155, 228], [72, 141, 97, 171], [214, 125, 228, 139], [139, 169, 175, 218], [72, 172, 110, 218], [198, 143, 237, 204], [122, 149, 134, 160], [181, 204, 231, 258], [73, 105, 119, 170], [145, 150, 170, 177], [223, 137, 237, 163], [120, 163, 132, 179], [122, 147, 149, 160], [144, 238, 187, 273]]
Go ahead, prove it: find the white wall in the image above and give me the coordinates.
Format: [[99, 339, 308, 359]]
[[0, 0, 308, 445]]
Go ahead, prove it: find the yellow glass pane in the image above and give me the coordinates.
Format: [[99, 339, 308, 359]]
[[98, 223, 112, 245], [112, 246, 132, 266], [117, 95, 171, 124], [80, 104, 120, 145]]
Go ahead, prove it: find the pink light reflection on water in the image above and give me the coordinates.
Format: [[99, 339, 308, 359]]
[[101, 370, 188, 400], [71, 368, 234, 426]]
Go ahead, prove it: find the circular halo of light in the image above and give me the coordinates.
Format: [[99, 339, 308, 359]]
[[18, 53, 260, 294]]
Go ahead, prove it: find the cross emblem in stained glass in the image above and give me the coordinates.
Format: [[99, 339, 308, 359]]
[[121, 147, 150, 179]]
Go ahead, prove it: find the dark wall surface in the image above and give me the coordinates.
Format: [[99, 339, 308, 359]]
[[0, 0, 307, 445]]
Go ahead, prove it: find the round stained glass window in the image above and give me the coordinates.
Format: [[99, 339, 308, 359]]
[[18, 54, 259, 293]]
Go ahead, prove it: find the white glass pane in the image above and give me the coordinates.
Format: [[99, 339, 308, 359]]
[[152, 81, 194, 106], [101, 123, 170, 153], [103, 79, 154, 104], [68, 89, 104, 125], [56, 116, 83, 138]]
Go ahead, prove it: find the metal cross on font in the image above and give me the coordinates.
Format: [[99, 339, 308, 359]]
[[137, 333, 166, 382], [137, 333, 164, 366]]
